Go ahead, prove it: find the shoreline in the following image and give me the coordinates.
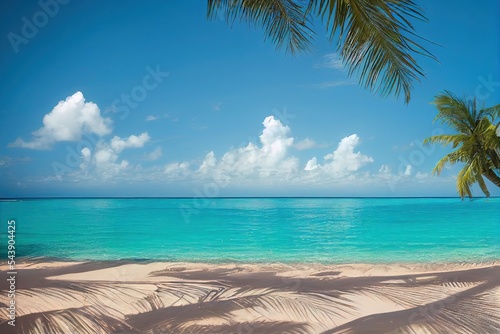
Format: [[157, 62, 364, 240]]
[[3, 257, 500, 268], [4, 255, 500, 266], [1, 260, 499, 333]]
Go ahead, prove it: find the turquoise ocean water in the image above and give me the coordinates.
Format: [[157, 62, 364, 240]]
[[0, 198, 499, 263]]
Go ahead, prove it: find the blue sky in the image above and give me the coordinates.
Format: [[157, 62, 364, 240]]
[[0, 0, 499, 197]]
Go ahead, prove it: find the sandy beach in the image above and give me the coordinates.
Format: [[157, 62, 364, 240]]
[[1, 260, 499, 333]]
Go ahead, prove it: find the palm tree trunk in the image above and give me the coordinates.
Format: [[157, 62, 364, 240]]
[[483, 168, 500, 188]]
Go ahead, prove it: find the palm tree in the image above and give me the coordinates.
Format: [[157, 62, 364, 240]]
[[424, 91, 500, 198], [207, 0, 436, 103]]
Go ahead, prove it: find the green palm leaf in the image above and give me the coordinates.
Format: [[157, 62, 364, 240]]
[[311, 0, 435, 103], [424, 91, 500, 198], [424, 134, 469, 149], [207, 0, 314, 54], [431, 150, 463, 176], [207, 0, 436, 103]]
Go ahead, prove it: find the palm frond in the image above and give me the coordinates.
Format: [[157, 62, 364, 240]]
[[425, 91, 500, 197], [456, 161, 477, 198], [482, 103, 500, 121], [423, 134, 469, 148], [432, 91, 476, 133], [207, 0, 314, 54], [208, 0, 435, 103], [311, 0, 435, 103], [480, 122, 500, 168], [476, 175, 491, 197], [432, 151, 463, 176]]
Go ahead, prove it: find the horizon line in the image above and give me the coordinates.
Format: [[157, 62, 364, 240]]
[[1, 196, 497, 200]]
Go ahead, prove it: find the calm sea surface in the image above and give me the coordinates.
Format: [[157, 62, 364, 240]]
[[1, 198, 499, 263]]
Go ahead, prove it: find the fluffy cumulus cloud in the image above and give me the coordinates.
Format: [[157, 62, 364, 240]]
[[136, 116, 377, 186], [9, 92, 112, 149], [6, 91, 159, 181], [304, 134, 374, 177], [110, 133, 150, 153], [20, 104, 448, 193], [164, 162, 190, 178], [196, 116, 299, 180], [78, 132, 150, 179], [304, 157, 319, 171], [374, 163, 441, 194]]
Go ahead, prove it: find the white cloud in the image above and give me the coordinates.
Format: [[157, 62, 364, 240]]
[[319, 134, 374, 176], [164, 162, 190, 178], [304, 157, 319, 171], [81, 147, 91, 158], [9, 92, 112, 149], [84, 145, 128, 179], [196, 116, 299, 180], [300, 134, 374, 187], [404, 165, 413, 176], [145, 146, 162, 161], [58, 117, 377, 186], [315, 53, 344, 70], [110, 133, 150, 153], [80, 147, 92, 170], [379, 164, 392, 175], [295, 138, 318, 150], [415, 172, 430, 179], [145, 114, 172, 122], [198, 151, 216, 174], [32, 110, 453, 195], [77, 132, 150, 179]]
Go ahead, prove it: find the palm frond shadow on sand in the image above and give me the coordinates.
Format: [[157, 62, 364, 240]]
[[0, 262, 499, 333]]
